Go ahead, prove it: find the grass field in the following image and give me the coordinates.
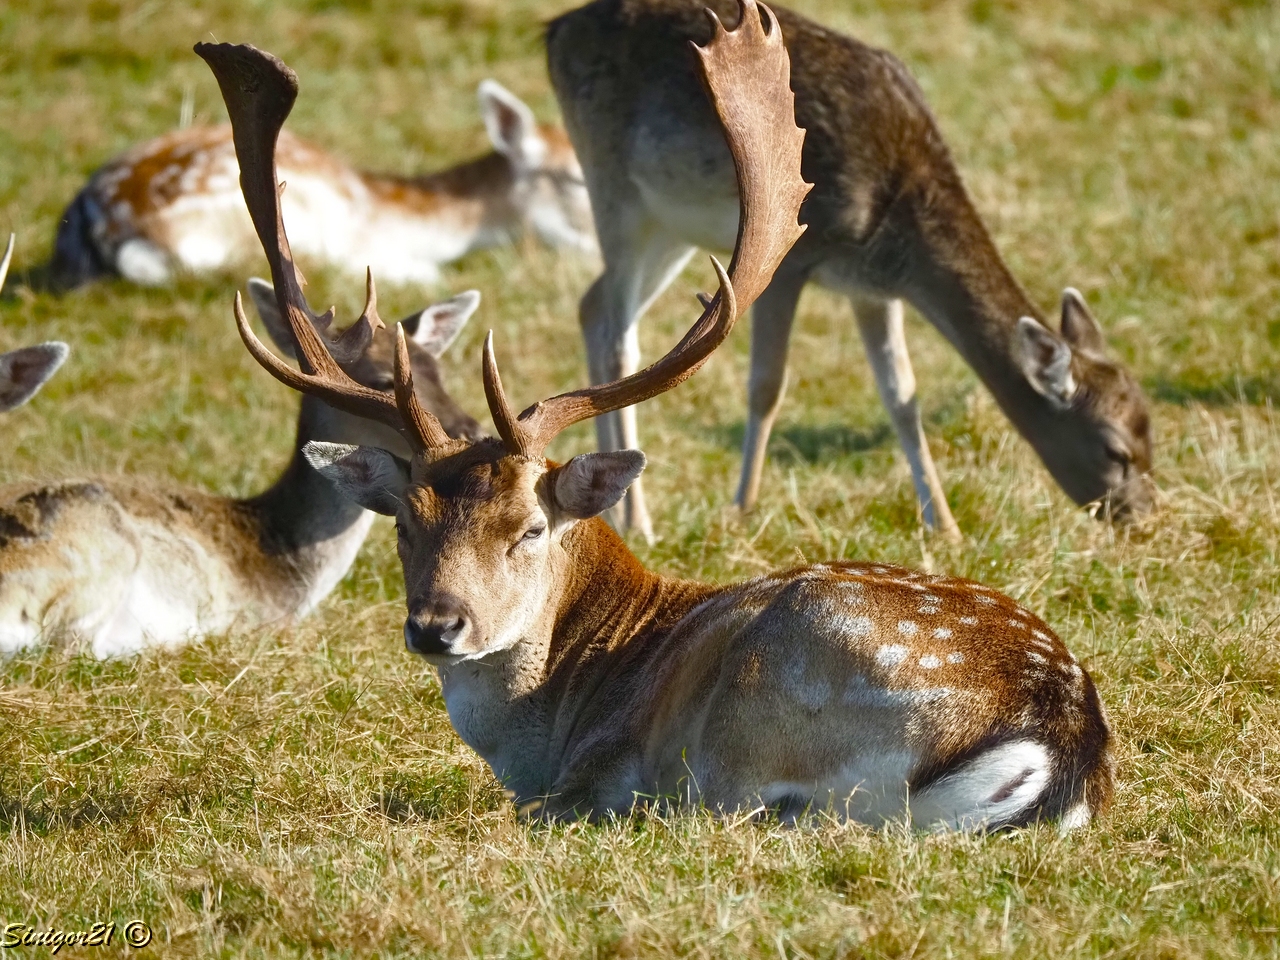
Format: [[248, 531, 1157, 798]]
[[3, 0, 1280, 955]]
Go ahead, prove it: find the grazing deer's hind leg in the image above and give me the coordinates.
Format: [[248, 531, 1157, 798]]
[[579, 217, 695, 541], [735, 267, 807, 511], [851, 294, 960, 540]]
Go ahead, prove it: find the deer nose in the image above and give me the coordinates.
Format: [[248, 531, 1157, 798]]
[[403, 597, 473, 656]]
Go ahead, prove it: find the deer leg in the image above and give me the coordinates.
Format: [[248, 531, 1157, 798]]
[[579, 226, 695, 541], [735, 268, 806, 510], [851, 295, 960, 540]]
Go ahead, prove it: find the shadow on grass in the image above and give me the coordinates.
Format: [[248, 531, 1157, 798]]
[[1147, 373, 1280, 408], [0, 790, 135, 835], [711, 421, 895, 465]]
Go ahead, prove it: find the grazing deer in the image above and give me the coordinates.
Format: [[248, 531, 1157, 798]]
[[199, 4, 1113, 832], [0, 235, 69, 412], [547, 0, 1155, 541], [50, 81, 596, 289], [0, 277, 482, 658]]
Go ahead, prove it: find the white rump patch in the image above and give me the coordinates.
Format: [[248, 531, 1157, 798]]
[[911, 740, 1052, 831], [115, 238, 173, 286], [1058, 800, 1091, 833]]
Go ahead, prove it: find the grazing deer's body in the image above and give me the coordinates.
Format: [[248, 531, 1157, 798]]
[[547, 0, 1154, 540], [0, 282, 481, 658], [51, 82, 595, 289], [0, 236, 69, 413], [200, 5, 1113, 832]]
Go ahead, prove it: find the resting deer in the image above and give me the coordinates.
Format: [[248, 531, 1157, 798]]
[[547, 0, 1154, 541], [0, 236, 68, 412], [51, 81, 595, 289], [0, 276, 481, 658], [199, 4, 1113, 832]]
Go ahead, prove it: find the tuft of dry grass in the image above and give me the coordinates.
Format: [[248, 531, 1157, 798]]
[[3, 0, 1280, 956]]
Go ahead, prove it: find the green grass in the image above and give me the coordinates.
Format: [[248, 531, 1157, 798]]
[[3, 0, 1280, 955]]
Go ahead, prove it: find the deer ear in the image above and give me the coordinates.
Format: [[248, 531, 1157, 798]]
[[402, 290, 480, 358], [546, 451, 646, 525], [478, 79, 547, 170], [304, 442, 410, 516], [0, 342, 68, 413], [1015, 317, 1077, 410], [1060, 288, 1106, 354], [246, 277, 298, 357]]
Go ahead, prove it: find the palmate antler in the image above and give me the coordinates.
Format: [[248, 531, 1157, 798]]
[[198, 0, 807, 464], [483, 0, 810, 459], [194, 41, 452, 454]]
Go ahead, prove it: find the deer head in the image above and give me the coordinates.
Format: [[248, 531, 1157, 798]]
[[1014, 289, 1154, 518], [478, 79, 598, 256], [198, 0, 808, 656]]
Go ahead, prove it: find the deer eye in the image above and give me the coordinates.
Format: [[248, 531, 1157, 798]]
[[395, 521, 409, 542], [521, 525, 546, 542]]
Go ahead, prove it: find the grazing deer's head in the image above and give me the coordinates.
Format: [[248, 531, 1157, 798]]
[[0, 235, 69, 413], [1014, 290, 1153, 518], [479, 80, 597, 256], [197, 0, 808, 655]]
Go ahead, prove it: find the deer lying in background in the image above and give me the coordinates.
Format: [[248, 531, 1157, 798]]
[[548, 0, 1154, 541], [50, 81, 596, 289], [0, 278, 481, 658], [0, 236, 68, 412], [200, 5, 1113, 832]]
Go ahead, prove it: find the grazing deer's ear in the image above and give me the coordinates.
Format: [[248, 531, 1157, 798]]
[[303, 442, 410, 516], [246, 277, 298, 357], [546, 451, 646, 526], [0, 342, 69, 413], [478, 79, 547, 170], [1015, 317, 1077, 410], [402, 290, 481, 358], [1059, 287, 1107, 354]]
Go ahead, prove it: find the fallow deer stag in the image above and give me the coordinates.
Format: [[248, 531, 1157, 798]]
[[0, 235, 68, 412], [51, 80, 595, 289], [0, 276, 481, 658], [547, 0, 1155, 541], [201, 2, 1113, 832]]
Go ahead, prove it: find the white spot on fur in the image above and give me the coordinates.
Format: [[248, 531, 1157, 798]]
[[919, 654, 942, 669], [946, 652, 965, 664], [932, 627, 953, 640], [1033, 629, 1054, 642], [1008, 618, 1028, 630], [976, 595, 997, 606], [959, 616, 979, 625], [840, 614, 874, 638], [898, 620, 919, 637], [1027, 651, 1048, 665], [875, 644, 909, 667]]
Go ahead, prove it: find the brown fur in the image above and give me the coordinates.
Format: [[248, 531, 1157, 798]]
[[547, 0, 1155, 535]]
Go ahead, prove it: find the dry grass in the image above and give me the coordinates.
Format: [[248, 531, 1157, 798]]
[[3, 0, 1280, 956]]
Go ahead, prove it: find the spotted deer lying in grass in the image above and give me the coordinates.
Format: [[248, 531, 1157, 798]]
[[0, 236, 68, 413], [51, 81, 595, 289], [200, 3, 1113, 832], [548, 0, 1155, 541], [0, 276, 481, 658]]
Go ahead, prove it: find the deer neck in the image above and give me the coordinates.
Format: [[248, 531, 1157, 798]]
[[892, 184, 1062, 444], [236, 397, 375, 614], [435, 518, 715, 803], [360, 152, 519, 254]]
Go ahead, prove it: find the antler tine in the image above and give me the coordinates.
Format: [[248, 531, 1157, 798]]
[[483, 0, 809, 459], [0, 234, 13, 294], [197, 42, 437, 454], [394, 324, 454, 451]]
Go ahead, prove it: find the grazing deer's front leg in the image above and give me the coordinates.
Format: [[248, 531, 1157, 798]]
[[579, 213, 695, 541], [735, 265, 807, 511], [851, 294, 959, 541]]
